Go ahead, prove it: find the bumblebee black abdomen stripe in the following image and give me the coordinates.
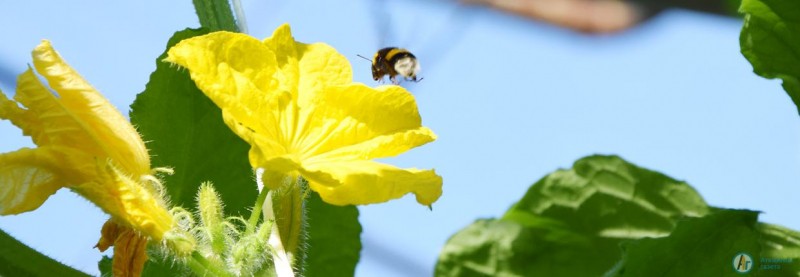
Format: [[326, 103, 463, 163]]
[[388, 52, 415, 64], [374, 47, 396, 63], [384, 48, 412, 62]]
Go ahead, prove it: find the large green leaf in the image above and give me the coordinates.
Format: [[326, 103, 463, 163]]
[[129, 28, 257, 218], [605, 209, 762, 276], [0, 228, 88, 277], [436, 155, 711, 276], [304, 191, 362, 277], [740, 0, 800, 115]]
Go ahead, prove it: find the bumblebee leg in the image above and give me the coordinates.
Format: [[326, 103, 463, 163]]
[[404, 76, 421, 83], [391, 76, 399, 85]]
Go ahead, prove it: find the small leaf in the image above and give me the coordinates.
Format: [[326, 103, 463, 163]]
[[740, 0, 800, 115], [0, 228, 88, 277], [98, 256, 110, 276], [304, 191, 362, 277], [130, 28, 257, 218], [604, 210, 762, 277], [436, 155, 711, 276]]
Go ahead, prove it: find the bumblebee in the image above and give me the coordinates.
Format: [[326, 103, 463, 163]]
[[362, 47, 422, 84]]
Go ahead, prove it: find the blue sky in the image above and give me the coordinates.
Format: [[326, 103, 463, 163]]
[[1, 1, 798, 276]]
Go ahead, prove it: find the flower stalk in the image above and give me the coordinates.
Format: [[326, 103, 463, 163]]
[[245, 182, 271, 236]]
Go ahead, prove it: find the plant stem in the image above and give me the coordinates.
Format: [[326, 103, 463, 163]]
[[231, 0, 249, 34], [245, 185, 270, 236], [192, 0, 239, 32]]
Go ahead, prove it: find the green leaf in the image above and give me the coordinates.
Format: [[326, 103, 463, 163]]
[[605, 210, 762, 277], [192, 0, 239, 32], [304, 191, 362, 277], [130, 28, 257, 218], [0, 228, 88, 277], [436, 155, 711, 276], [740, 0, 800, 115]]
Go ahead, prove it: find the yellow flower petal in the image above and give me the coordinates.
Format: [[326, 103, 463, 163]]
[[261, 24, 301, 104], [0, 148, 63, 215], [7, 69, 100, 181], [31, 41, 150, 176], [299, 84, 435, 162], [301, 161, 442, 206], [0, 84, 49, 145], [305, 127, 435, 164], [164, 31, 282, 115], [262, 24, 352, 106]]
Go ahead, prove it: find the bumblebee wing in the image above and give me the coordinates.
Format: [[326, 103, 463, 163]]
[[367, 0, 393, 48], [406, 5, 476, 79]]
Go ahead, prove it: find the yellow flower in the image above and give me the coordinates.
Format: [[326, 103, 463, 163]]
[[0, 41, 173, 247], [165, 24, 442, 206]]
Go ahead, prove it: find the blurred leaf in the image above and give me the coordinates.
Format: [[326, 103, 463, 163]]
[[98, 256, 109, 276], [740, 0, 800, 115], [130, 28, 257, 218], [605, 210, 761, 276], [756, 223, 800, 275], [0, 228, 88, 277], [192, 0, 238, 32], [304, 191, 362, 277], [436, 155, 711, 276]]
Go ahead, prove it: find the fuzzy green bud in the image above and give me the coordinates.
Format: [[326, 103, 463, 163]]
[[164, 229, 197, 258], [197, 182, 227, 256]]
